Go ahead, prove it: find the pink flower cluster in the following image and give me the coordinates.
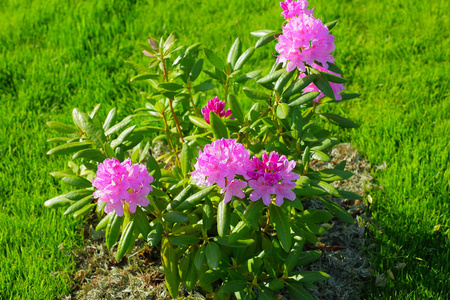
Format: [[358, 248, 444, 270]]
[[93, 158, 154, 217], [275, 13, 335, 72], [201, 96, 232, 124], [192, 139, 299, 206], [280, 0, 314, 19], [300, 63, 346, 101], [246, 152, 299, 206]]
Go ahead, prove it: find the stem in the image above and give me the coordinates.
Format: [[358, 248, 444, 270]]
[[187, 81, 200, 117]]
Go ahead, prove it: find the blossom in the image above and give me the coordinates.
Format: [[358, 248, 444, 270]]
[[201, 96, 232, 124], [275, 14, 335, 72], [93, 158, 154, 216], [280, 0, 314, 19], [192, 138, 250, 189], [246, 152, 299, 206], [221, 179, 247, 203], [299, 63, 346, 101]]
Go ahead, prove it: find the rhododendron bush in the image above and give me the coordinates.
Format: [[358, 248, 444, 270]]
[[45, 1, 361, 298]]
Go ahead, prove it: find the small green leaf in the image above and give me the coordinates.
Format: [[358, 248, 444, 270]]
[[47, 142, 92, 156], [193, 81, 215, 93], [166, 184, 193, 211], [234, 46, 255, 70], [176, 186, 215, 210], [268, 278, 285, 291], [105, 212, 123, 249], [250, 29, 278, 37], [274, 69, 295, 92], [171, 235, 201, 246], [313, 75, 335, 99], [210, 111, 229, 139], [320, 71, 347, 84], [44, 196, 74, 209], [243, 87, 270, 101], [189, 115, 210, 129], [95, 213, 113, 231], [163, 211, 189, 223], [73, 203, 96, 218], [147, 222, 163, 247], [291, 109, 303, 140], [276, 103, 290, 119], [116, 220, 135, 261], [227, 37, 242, 69], [311, 150, 330, 162], [162, 237, 180, 298], [339, 93, 361, 100], [286, 281, 315, 300], [146, 155, 161, 181], [297, 250, 322, 266], [291, 271, 330, 283], [130, 73, 160, 82], [325, 20, 338, 30], [320, 197, 354, 224], [288, 91, 320, 107], [202, 197, 214, 231], [159, 82, 184, 91], [204, 48, 226, 71], [284, 239, 305, 273], [256, 69, 285, 84], [72, 148, 107, 162], [220, 280, 247, 293], [227, 94, 244, 123], [217, 200, 231, 237], [283, 74, 316, 98], [180, 143, 192, 176], [61, 176, 92, 188], [104, 117, 132, 136], [110, 125, 136, 149], [320, 113, 357, 128], [206, 242, 221, 270], [255, 31, 281, 48], [270, 205, 292, 252], [46, 121, 77, 134], [64, 189, 93, 200], [190, 59, 203, 81], [194, 244, 205, 270]]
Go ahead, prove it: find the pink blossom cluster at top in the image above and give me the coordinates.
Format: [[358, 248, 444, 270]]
[[93, 158, 154, 217], [300, 63, 346, 101], [280, 0, 314, 19], [275, 13, 335, 72], [192, 139, 299, 206], [201, 96, 232, 124]]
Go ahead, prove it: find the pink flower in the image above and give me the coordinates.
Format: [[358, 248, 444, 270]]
[[280, 0, 314, 19], [221, 179, 247, 203], [299, 63, 346, 101], [246, 152, 299, 206], [201, 96, 232, 124], [275, 14, 335, 72], [93, 158, 154, 216], [192, 138, 250, 189]]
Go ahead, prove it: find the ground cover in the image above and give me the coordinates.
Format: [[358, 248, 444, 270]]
[[0, 0, 448, 299]]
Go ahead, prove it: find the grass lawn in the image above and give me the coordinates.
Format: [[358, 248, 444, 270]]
[[0, 0, 448, 299]]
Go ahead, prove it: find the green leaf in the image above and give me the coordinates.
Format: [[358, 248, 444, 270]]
[[338, 190, 362, 200], [234, 46, 255, 70], [180, 142, 192, 176], [268, 278, 285, 291], [206, 242, 221, 270], [229, 221, 250, 243], [255, 31, 281, 48], [161, 238, 180, 298], [297, 250, 322, 266], [46, 121, 77, 134], [61, 176, 92, 189], [313, 75, 335, 99], [316, 169, 353, 182], [163, 33, 176, 52], [310, 138, 339, 152], [320, 71, 347, 84], [284, 239, 305, 273], [319, 197, 354, 224], [105, 212, 123, 249], [288, 91, 320, 107], [202, 197, 214, 231], [210, 111, 229, 139], [189, 115, 210, 129], [276, 103, 290, 119], [146, 155, 161, 181], [286, 281, 315, 300], [47, 142, 91, 156], [194, 244, 206, 270], [311, 150, 330, 162], [227, 94, 244, 123], [64, 189, 93, 200], [130, 73, 160, 82], [171, 235, 201, 246], [198, 269, 226, 285], [193, 81, 215, 93], [258, 287, 277, 300], [283, 74, 316, 98], [320, 113, 357, 128], [166, 184, 193, 211], [220, 280, 247, 293], [125, 60, 149, 74], [44, 196, 74, 209], [325, 20, 338, 30], [73, 203, 96, 218], [116, 220, 135, 261], [217, 200, 231, 237], [95, 213, 113, 231], [270, 205, 292, 252], [274, 69, 295, 92], [134, 206, 151, 237], [204, 48, 226, 71], [72, 108, 86, 131], [213, 237, 255, 248], [339, 93, 361, 100], [190, 59, 203, 81], [72, 148, 107, 162], [176, 186, 215, 210], [77, 110, 106, 149], [227, 37, 242, 70], [250, 29, 278, 37], [291, 271, 330, 282], [163, 211, 189, 223], [291, 109, 303, 140], [159, 82, 184, 92], [296, 209, 333, 223], [110, 125, 136, 149], [104, 117, 132, 136], [256, 69, 285, 84], [243, 87, 270, 101], [147, 222, 163, 247]]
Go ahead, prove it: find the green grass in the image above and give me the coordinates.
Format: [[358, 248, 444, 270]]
[[0, 0, 448, 298]]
